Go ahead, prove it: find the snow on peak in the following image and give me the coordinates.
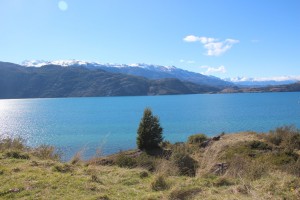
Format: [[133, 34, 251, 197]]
[[21, 60, 177, 71], [21, 59, 103, 67], [22, 60, 50, 67], [126, 63, 176, 71]]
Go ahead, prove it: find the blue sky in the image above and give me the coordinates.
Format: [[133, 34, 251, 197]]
[[1, 0, 300, 79]]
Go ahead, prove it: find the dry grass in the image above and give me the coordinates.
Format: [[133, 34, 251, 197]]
[[197, 132, 259, 175], [1, 129, 300, 199]]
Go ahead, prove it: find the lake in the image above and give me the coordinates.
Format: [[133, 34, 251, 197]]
[[1, 92, 300, 160]]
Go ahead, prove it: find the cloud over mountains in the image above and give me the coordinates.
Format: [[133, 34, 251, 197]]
[[183, 35, 239, 56]]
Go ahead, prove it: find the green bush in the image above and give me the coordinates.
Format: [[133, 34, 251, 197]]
[[170, 147, 198, 176], [188, 134, 208, 144], [115, 153, 137, 168]]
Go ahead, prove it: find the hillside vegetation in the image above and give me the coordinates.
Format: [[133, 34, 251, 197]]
[[0, 62, 219, 99], [1, 126, 300, 199]]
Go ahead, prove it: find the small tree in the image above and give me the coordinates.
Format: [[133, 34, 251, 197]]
[[137, 108, 163, 151]]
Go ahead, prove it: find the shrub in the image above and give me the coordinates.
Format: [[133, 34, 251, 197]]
[[91, 175, 102, 183], [155, 159, 179, 176], [170, 147, 198, 176], [4, 150, 29, 159], [0, 138, 25, 151], [70, 151, 83, 165], [137, 108, 163, 151], [286, 158, 300, 176], [160, 140, 172, 149], [249, 140, 272, 150], [188, 134, 208, 144], [151, 175, 169, 191], [226, 155, 268, 180], [264, 126, 300, 150], [115, 153, 137, 168], [32, 145, 61, 160], [135, 153, 156, 171], [270, 151, 298, 166], [139, 171, 149, 178]]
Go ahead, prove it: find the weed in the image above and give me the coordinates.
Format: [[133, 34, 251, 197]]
[[168, 187, 201, 200], [213, 177, 234, 187], [0, 137, 25, 151], [52, 163, 73, 173], [151, 175, 169, 191], [91, 175, 103, 183], [139, 171, 149, 178], [70, 150, 83, 165], [4, 150, 29, 159], [96, 195, 110, 200], [32, 145, 61, 160]]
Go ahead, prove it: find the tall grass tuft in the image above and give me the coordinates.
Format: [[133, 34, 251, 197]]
[[32, 145, 61, 160], [151, 175, 169, 191], [0, 137, 25, 151]]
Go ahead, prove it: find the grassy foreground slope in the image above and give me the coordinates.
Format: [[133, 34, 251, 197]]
[[0, 127, 300, 199]]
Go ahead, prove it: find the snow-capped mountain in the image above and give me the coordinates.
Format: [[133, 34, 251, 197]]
[[22, 60, 232, 87], [224, 76, 300, 87], [22, 60, 176, 71]]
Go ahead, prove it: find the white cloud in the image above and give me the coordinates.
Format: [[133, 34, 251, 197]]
[[227, 76, 300, 82], [200, 65, 226, 74], [183, 35, 239, 56], [183, 35, 200, 42]]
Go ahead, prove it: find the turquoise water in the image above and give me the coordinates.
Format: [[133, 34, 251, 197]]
[[1, 92, 300, 160]]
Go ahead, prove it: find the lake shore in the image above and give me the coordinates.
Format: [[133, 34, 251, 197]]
[[1, 127, 299, 199]]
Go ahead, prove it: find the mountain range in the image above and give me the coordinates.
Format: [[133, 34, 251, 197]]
[[1, 60, 299, 99], [22, 60, 233, 88], [0, 61, 220, 99]]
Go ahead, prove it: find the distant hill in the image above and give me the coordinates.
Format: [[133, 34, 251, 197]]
[[0, 61, 220, 99], [221, 81, 300, 93], [224, 77, 299, 87], [22, 60, 233, 88]]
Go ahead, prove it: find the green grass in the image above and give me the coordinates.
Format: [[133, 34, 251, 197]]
[[1, 127, 300, 199]]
